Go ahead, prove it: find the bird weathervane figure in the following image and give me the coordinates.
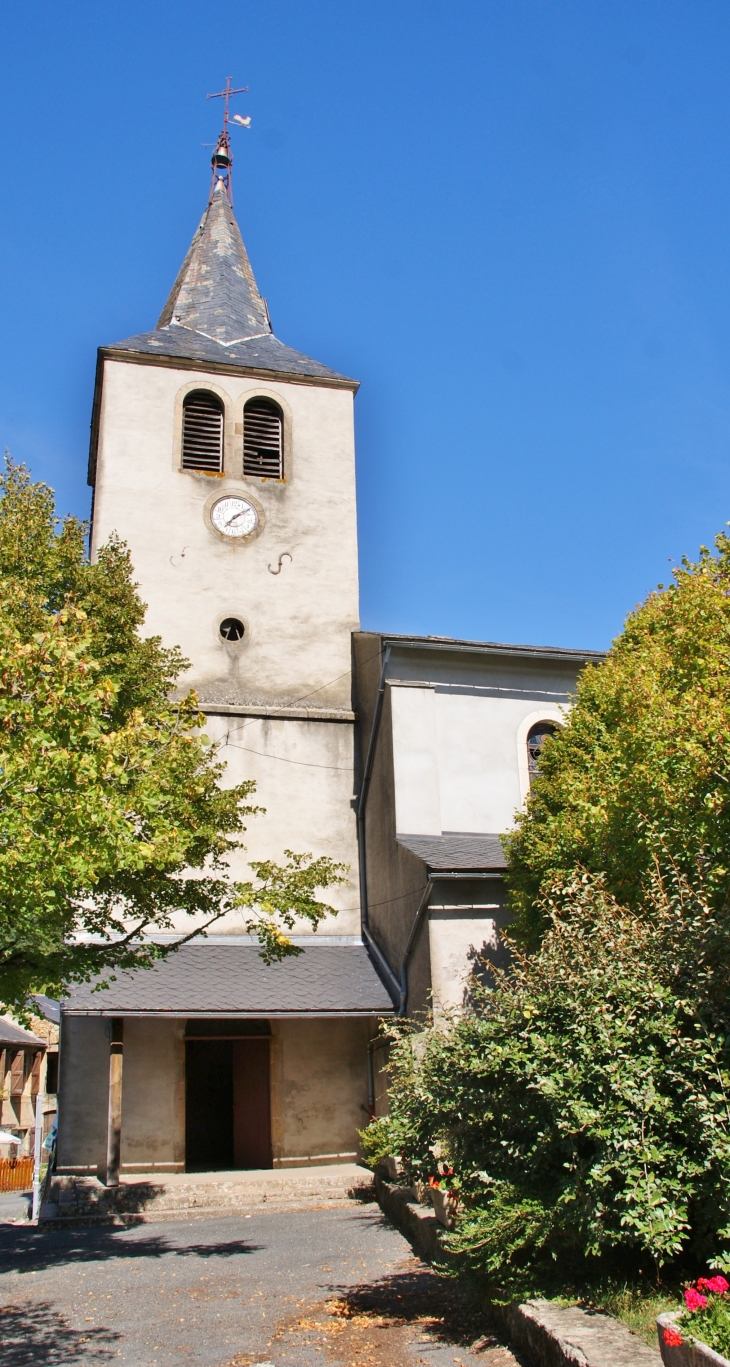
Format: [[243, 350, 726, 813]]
[[207, 76, 251, 204]]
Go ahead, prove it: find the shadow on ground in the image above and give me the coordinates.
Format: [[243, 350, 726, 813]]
[[263, 1259, 528, 1367], [0, 1301, 120, 1366], [0, 1226, 263, 1275], [332, 1262, 517, 1354]]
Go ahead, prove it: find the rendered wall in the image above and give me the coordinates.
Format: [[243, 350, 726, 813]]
[[120, 1019, 185, 1172], [390, 684, 567, 837], [270, 1018, 372, 1165], [351, 636, 431, 1014], [199, 713, 360, 938], [57, 1016, 110, 1174], [427, 884, 511, 1021], [357, 681, 432, 1010]]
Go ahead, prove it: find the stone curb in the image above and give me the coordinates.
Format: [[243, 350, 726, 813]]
[[374, 1174, 660, 1367]]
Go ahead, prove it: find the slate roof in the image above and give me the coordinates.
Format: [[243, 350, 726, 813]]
[[158, 179, 272, 344], [0, 1016, 47, 1048], [61, 943, 395, 1017], [108, 327, 351, 382], [107, 180, 354, 385], [32, 995, 61, 1025], [396, 833, 508, 871]]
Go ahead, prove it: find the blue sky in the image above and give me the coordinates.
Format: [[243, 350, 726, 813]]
[[2, 1, 730, 651]]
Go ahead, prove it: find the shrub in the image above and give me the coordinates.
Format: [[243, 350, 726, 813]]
[[362, 870, 730, 1291]]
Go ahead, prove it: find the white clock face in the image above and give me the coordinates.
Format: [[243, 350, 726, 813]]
[[210, 496, 259, 539]]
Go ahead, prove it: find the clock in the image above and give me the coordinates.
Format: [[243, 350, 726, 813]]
[[210, 495, 259, 539]]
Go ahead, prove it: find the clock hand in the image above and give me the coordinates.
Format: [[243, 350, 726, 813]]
[[225, 510, 245, 527]]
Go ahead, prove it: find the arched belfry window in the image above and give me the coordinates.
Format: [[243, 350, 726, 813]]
[[527, 721, 557, 779], [181, 391, 224, 472], [243, 398, 283, 480]]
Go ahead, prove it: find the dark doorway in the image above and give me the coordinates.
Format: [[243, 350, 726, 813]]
[[185, 1040, 234, 1170], [185, 1021, 272, 1172]]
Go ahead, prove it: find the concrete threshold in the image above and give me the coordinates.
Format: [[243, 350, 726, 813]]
[[375, 1174, 660, 1367]]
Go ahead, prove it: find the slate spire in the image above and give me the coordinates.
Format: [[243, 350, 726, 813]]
[[106, 165, 354, 385], [156, 177, 272, 347]]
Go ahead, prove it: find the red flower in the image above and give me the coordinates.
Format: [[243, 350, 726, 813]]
[[663, 1327, 683, 1347], [685, 1288, 708, 1311], [695, 1273, 729, 1295]]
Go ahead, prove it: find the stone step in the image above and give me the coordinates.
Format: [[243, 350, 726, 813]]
[[42, 1165, 373, 1225]]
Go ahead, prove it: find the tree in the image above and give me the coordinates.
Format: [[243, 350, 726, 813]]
[[362, 869, 730, 1288], [0, 460, 346, 1013], [505, 530, 730, 947]]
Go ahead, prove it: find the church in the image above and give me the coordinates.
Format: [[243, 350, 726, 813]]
[[56, 126, 600, 1181]]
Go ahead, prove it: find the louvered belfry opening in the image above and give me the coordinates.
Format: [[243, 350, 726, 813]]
[[243, 399, 283, 480], [182, 391, 224, 472]]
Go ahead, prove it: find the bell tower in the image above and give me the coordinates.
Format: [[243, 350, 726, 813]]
[[89, 146, 359, 714], [87, 117, 361, 933]]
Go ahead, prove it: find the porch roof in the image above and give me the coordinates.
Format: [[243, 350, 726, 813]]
[[60, 943, 395, 1018]]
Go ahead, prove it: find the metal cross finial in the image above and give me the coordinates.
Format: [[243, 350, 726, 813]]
[[206, 77, 250, 204], [207, 76, 248, 136]]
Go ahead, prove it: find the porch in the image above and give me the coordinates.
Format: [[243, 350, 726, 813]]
[[57, 938, 394, 1183]]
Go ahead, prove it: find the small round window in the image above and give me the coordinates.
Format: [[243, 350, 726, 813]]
[[527, 722, 557, 778], [219, 617, 245, 642]]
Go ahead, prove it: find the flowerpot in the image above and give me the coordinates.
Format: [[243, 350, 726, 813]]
[[658, 1312, 730, 1366], [429, 1186, 458, 1229]]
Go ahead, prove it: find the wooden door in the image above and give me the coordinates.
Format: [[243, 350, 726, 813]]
[[232, 1039, 271, 1169], [9, 1051, 24, 1096]]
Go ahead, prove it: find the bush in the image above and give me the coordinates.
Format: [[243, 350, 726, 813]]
[[505, 530, 730, 948], [362, 870, 730, 1291]]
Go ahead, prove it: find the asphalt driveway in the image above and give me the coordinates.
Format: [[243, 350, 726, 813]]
[[0, 1204, 523, 1367]]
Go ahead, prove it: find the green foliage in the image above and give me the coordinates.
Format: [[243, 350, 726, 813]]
[[359, 1115, 393, 1170], [683, 1296, 730, 1358], [361, 870, 730, 1291], [505, 530, 730, 946], [0, 459, 347, 1011]]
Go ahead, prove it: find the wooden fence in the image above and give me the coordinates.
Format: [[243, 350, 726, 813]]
[[0, 1157, 34, 1191]]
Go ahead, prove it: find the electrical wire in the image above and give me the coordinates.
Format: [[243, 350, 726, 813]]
[[223, 737, 354, 771]]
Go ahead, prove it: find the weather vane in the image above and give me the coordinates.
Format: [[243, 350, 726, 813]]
[[207, 76, 251, 204]]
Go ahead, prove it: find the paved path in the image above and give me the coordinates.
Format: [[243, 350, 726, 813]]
[[0, 1204, 524, 1367]]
